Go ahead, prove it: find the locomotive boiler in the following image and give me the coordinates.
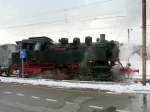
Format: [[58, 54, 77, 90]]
[[11, 34, 120, 81]]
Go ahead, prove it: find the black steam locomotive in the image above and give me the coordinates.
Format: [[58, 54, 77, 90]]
[[11, 34, 120, 81]]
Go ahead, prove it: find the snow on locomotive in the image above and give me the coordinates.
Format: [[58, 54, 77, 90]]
[[10, 34, 120, 81]]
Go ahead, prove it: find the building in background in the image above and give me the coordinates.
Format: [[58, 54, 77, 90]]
[[0, 44, 17, 67]]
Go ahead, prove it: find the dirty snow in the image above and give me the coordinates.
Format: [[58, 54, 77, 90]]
[[0, 77, 150, 94]]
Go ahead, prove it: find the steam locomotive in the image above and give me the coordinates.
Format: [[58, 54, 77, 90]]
[[10, 34, 120, 81]]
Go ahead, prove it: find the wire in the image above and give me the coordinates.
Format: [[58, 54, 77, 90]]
[[2, 14, 126, 29], [26, 0, 113, 19], [1, 0, 114, 29]]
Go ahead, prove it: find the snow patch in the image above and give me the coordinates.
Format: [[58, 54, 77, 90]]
[[0, 77, 150, 94]]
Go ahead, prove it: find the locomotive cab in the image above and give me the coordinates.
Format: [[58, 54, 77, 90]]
[[18, 36, 53, 51]]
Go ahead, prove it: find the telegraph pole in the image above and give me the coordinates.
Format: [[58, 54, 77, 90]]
[[128, 29, 130, 44], [127, 28, 133, 62], [142, 0, 147, 85], [127, 28, 133, 44], [127, 29, 130, 63]]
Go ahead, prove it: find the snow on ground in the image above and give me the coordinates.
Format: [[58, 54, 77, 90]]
[[0, 76, 150, 94]]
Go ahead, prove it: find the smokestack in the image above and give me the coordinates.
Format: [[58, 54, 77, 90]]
[[100, 34, 106, 43]]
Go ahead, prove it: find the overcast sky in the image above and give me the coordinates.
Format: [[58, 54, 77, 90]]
[[0, 0, 149, 44]]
